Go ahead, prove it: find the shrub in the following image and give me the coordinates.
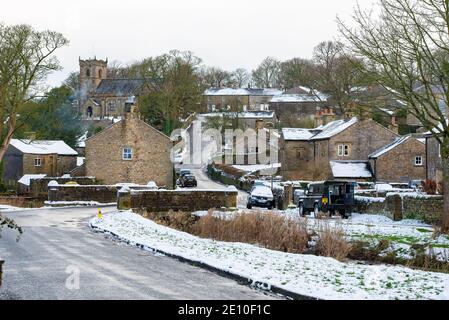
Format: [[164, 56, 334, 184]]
[[421, 180, 437, 195], [314, 221, 351, 261], [191, 211, 310, 253]]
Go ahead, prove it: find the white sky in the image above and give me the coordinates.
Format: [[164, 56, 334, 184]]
[[2, 0, 376, 87]]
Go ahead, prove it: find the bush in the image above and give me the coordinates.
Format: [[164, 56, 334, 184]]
[[191, 211, 310, 253], [422, 180, 437, 195], [314, 221, 351, 261]]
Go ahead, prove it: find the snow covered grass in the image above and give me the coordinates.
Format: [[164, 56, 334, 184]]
[[91, 210, 449, 300], [195, 208, 449, 264]]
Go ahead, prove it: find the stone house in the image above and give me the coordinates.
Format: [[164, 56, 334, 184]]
[[280, 117, 399, 181], [85, 114, 174, 188], [369, 135, 426, 183], [2, 139, 78, 186], [269, 86, 330, 123], [199, 111, 277, 131], [202, 88, 283, 112]]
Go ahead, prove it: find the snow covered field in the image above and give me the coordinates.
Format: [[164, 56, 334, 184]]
[[90, 210, 449, 300]]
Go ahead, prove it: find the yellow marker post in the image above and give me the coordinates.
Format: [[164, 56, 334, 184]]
[[97, 208, 103, 219]]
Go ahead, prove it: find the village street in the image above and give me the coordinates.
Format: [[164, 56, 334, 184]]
[[0, 206, 279, 300]]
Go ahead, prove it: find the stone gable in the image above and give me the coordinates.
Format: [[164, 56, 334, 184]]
[[85, 116, 174, 188]]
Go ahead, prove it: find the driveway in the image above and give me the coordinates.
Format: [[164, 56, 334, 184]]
[[0, 206, 279, 300]]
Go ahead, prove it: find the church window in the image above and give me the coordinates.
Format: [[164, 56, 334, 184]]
[[86, 69, 90, 77]]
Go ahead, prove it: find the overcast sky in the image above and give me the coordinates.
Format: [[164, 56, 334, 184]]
[[3, 0, 375, 87]]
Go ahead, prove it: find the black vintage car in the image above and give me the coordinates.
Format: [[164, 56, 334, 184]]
[[181, 175, 198, 188], [297, 181, 356, 218]]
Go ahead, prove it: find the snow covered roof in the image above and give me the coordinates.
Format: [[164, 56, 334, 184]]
[[10, 139, 78, 156], [311, 118, 358, 140], [270, 94, 324, 103], [203, 88, 283, 96], [282, 128, 316, 141], [200, 111, 275, 119], [369, 136, 417, 159], [330, 161, 373, 179], [18, 174, 47, 186]]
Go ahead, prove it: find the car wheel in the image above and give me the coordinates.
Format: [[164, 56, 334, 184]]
[[298, 203, 305, 217], [247, 204, 252, 209], [314, 204, 319, 216]]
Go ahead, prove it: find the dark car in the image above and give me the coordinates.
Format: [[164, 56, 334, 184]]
[[181, 175, 198, 188], [247, 186, 275, 210], [297, 181, 356, 218]]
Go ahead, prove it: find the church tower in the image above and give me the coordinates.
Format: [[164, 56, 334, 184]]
[[79, 57, 108, 108]]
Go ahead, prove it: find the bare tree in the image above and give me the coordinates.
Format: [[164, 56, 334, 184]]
[[310, 41, 365, 114], [231, 68, 250, 88], [251, 57, 281, 88], [279, 58, 315, 89], [338, 0, 449, 231], [0, 23, 68, 161], [199, 66, 232, 88]]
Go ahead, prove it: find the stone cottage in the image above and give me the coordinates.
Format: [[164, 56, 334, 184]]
[[202, 88, 283, 112], [280, 117, 399, 181], [85, 113, 174, 188], [2, 139, 78, 186], [369, 135, 426, 183], [269, 86, 330, 123]]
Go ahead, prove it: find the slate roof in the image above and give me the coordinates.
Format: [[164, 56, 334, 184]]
[[369, 136, 424, 159], [95, 79, 145, 96], [281, 118, 359, 141]]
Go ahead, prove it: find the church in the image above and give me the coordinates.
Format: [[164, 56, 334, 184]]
[[78, 57, 149, 119]]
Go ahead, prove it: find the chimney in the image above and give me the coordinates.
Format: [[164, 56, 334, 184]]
[[124, 96, 139, 119]]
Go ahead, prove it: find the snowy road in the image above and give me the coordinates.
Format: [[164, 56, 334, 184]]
[[0, 207, 279, 300]]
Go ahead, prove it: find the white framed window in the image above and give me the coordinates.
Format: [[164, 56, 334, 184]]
[[337, 145, 350, 157], [122, 147, 133, 160], [415, 156, 423, 166], [34, 158, 42, 167]]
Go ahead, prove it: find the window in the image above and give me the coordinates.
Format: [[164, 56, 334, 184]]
[[337, 145, 350, 157], [99, 69, 103, 78], [108, 101, 116, 112], [122, 148, 133, 160], [86, 69, 90, 77], [415, 156, 423, 166], [34, 158, 42, 167]]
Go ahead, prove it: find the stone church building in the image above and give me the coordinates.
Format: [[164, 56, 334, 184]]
[[78, 57, 149, 119]]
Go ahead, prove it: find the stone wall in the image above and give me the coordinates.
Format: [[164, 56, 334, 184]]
[[31, 177, 97, 196], [120, 188, 238, 212], [0, 196, 43, 208], [48, 185, 119, 203], [355, 194, 443, 223]]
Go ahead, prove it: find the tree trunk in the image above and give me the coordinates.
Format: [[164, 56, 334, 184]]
[[442, 154, 449, 233]]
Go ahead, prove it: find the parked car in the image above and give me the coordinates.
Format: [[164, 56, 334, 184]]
[[247, 186, 275, 209], [297, 181, 356, 218], [177, 169, 192, 186], [181, 175, 198, 188]]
